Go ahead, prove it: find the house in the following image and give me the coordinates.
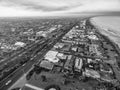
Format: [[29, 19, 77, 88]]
[[87, 35, 98, 40], [71, 46, 78, 52], [87, 58, 92, 63]]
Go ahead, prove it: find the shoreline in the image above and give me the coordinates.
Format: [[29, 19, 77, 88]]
[[89, 18, 120, 86], [89, 18, 120, 55]]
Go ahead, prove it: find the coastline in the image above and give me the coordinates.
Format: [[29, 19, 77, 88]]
[[89, 18, 120, 85], [89, 18, 120, 55]]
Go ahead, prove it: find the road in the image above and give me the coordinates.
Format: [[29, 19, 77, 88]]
[[0, 39, 50, 90], [0, 38, 46, 66], [59, 50, 104, 60], [0, 23, 76, 90]]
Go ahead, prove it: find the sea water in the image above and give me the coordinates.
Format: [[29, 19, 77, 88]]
[[91, 16, 120, 48]]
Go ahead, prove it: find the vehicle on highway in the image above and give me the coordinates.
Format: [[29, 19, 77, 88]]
[[5, 80, 12, 85]]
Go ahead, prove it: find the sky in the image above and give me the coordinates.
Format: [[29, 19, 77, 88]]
[[0, 0, 120, 17]]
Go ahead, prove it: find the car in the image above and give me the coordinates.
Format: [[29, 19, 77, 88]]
[[5, 80, 12, 85]]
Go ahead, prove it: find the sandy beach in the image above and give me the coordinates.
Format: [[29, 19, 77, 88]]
[[90, 16, 120, 49]]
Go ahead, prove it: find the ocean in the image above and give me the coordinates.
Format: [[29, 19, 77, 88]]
[[90, 16, 120, 48]]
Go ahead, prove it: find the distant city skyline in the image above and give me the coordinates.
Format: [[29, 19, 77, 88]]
[[0, 0, 120, 17]]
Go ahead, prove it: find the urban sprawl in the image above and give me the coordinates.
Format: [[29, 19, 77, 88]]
[[0, 18, 120, 90]]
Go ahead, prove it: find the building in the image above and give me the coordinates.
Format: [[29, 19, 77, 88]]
[[87, 58, 93, 63], [54, 43, 64, 49], [71, 46, 78, 52], [41, 32, 48, 37], [40, 60, 54, 70], [56, 53, 67, 60], [44, 50, 59, 63], [100, 63, 113, 74], [74, 58, 83, 72], [49, 27, 56, 32], [14, 41, 26, 47], [36, 31, 44, 36], [89, 44, 101, 56], [83, 68, 100, 79], [64, 55, 73, 70], [87, 35, 98, 40], [61, 43, 71, 52]]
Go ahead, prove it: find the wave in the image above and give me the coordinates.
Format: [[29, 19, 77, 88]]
[[90, 16, 120, 48]]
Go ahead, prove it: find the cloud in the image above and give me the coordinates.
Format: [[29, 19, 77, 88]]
[[17, 3, 81, 12], [0, 0, 81, 12], [0, 0, 120, 17]]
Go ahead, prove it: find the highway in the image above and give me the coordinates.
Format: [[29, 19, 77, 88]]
[[0, 39, 50, 89], [0, 40, 52, 90], [0, 38, 46, 66], [0, 23, 76, 90]]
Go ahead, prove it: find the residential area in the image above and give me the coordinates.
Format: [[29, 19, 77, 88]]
[[0, 18, 120, 90], [19, 20, 120, 90]]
